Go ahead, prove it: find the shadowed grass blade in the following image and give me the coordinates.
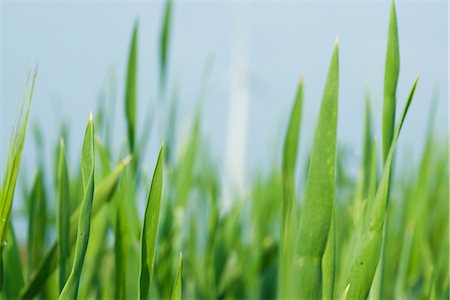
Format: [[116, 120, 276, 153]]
[[139, 145, 164, 299], [346, 77, 418, 299], [3, 223, 24, 299], [171, 253, 182, 300], [57, 139, 71, 292], [279, 79, 303, 298], [294, 39, 339, 299], [59, 113, 95, 300]]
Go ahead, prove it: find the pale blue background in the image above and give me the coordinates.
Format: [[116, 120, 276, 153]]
[[1, 1, 448, 190]]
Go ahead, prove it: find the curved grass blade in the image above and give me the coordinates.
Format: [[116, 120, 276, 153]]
[[382, 0, 400, 162], [138, 145, 164, 299], [59, 113, 95, 300], [125, 21, 138, 154], [159, 0, 172, 92], [294, 39, 339, 299], [278, 79, 303, 298], [345, 77, 418, 299], [57, 139, 71, 292], [0, 70, 36, 290], [171, 253, 183, 300]]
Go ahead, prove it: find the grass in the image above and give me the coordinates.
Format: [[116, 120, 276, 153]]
[[1, 1, 449, 299]]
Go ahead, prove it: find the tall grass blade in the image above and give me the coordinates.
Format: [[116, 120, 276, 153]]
[[57, 139, 71, 292], [20, 155, 131, 299], [59, 114, 95, 300], [294, 39, 339, 299], [159, 0, 172, 92], [278, 79, 303, 298], [3, 223, 24, 299], [382, 0, 400, 162], [171, 253, 183, 300], [346, 77, 418, 299], [139, 145, 164, 299], [0, 70, 36, 290], [125, 22, 138, 154]]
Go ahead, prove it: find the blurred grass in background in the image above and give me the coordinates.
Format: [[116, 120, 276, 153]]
[[0, 1, 448, 299]]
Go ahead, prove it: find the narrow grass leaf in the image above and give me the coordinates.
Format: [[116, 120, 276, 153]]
[[346, 78, 418, 299], [59, 114, 95, 300], [294, 39, 339, 299], [171, 253, 183, 300], [125, 22, 138, 154], [159, 0, 172, 91], [57, 139, 71, 292], [139, 145, 164, 299], [0, 71, 36, 290], [382, 0, 400, 162], [278, 79, 303, 298]]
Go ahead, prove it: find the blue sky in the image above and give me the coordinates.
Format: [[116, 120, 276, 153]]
[[1, 1, 448, 184]]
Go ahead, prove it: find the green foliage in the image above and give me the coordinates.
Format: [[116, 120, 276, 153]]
[[1, 1, 448, 300], [294, 39, 339, 299]]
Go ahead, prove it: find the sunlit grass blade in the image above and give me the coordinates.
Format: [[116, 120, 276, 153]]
[[125, 21, 138, 154], [0, 70, 36, 289], [57, 139, 71, 292], [159, 0, 172, 91], [171, 252, 183, 300], [139, 145, 164, 299], [278, 79, 303, 298], [294, 39, 339, 299], [382, 0, 400, 162], [346, 77, 418, 299], [59, 113, 95, 300]]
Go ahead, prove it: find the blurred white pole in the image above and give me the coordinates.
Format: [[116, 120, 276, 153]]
[[221, 3, 250, 213]]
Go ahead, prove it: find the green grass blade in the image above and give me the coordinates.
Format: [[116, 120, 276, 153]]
[[346, 78, 418, 299], [294, 39, 339, 299], [3, 223, 25, 299], [171, 253, 183, 300], [159, 0, 172, 91], [138, 145, 164, 299], [20, 155, 131, 299], [0, 71, 36, 288], [382, 0, 400, 163], [57, 139, 71, 292], [279, 79, 303, 298], [59, 114, 95, 300], [125, 22, 138, 154], [322, 210, 335, 300]]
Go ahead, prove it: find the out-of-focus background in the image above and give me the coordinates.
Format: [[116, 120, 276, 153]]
[[1, 1, 448, 189]]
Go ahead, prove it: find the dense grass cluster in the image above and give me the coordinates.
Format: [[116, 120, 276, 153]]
[[1, 1, 448, 299]]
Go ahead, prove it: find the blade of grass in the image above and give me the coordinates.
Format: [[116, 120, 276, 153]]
[[345, 77, 418, 299], [159, 0, 172, 92], [59, 113, 95, 300], [57, 139, 71, 292], [171, 253, 183, 300], [3, 223, 24, 299], [139, 145, 164, 299], [125, 21, 138, 155], [294, 38, 339, 299], [278, 79, 303, 298], [322, 209, 335, 300], [19, 155, 132, 299], [382, 0, 399, 163], [0, 70, 36, 290]]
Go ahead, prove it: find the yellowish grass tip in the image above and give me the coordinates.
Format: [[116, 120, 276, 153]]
[[89, 112, 93, 122], [335, 35, 339, 45]]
